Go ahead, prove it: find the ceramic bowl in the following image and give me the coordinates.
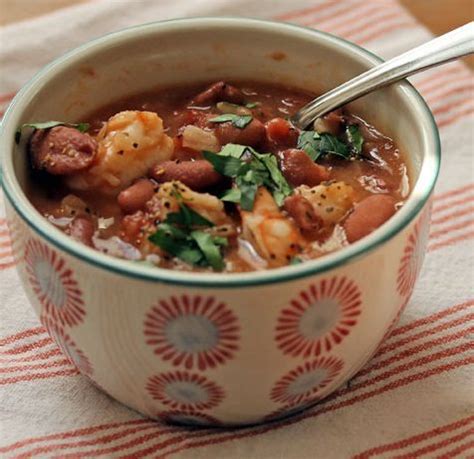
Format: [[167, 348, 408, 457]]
[[0, 18, 440, 426]]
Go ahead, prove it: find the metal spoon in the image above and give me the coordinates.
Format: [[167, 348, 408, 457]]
[[291, 22, 474, 130]]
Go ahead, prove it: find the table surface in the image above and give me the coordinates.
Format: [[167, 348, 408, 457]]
[[0, 0, 473, 68]]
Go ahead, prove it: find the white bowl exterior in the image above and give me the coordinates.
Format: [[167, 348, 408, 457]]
[[1, 19, 437, 425], [5, 200, 431, 425]]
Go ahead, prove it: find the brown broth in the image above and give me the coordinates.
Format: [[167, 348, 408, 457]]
[[27, 81, 408, 273]]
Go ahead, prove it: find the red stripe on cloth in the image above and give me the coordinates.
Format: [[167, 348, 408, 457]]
[[417, 71, 473, 94], [354, 19, 416, 45], [0, 348, 62, 364], [434, 184, 474, 203], [394, 427, 474, 458], [353, 416, 474, 458], [433, 195, 474, 214], [428, 230, 474, 252], [430, 219, 474, 239], [55, 425, 186, 458], [301, 1, 386, 29], [2, 336, 54, 355], [333, 342, 472, 398], [377, 312, 474, 356], [0, 230, 10, 238], [0, 419, 153, 454], [415, 65, 470, 88], [274, 1, 347, 21], [0, 91, 16, 103], [143, 359, 474, 458], [434, 439, 474, 458], [0, 368, 78, 385], [384, 299, 473, 339], [0, 358, 70, 374], [0, 260, 17, 271], [15, 425, 178, 459], [431, 206, 474, 225], [355, 325, 473, 380], [425, 82, 474, 106], [438, 106, 474, 128], [0, 326, 46, 346], [433, 98, 474, 118]]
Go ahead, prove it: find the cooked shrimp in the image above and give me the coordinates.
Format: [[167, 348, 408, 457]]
[[296, 181, 355, 225], [241, 187, 306, 267], [66, 111, 173, 194]]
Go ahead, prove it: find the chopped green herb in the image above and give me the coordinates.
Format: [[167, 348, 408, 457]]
[[219, 187, 242, 203], [190, 230, 228, 270], [148, 202, 227, 271], [15, 121, 90, 144], [290, 256, 303, 265], [245, 102, 260, 109], [345, 124, 364, 155], [297, 131, 350, 161], [209, 114, 253, 129], [204, 145, 293, 210], [218, 143, 248, 159], [165, 203, 214, 228]]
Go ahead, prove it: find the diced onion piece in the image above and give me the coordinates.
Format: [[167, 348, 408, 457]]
[[216, 102, 251, 115], [182, 125, 220, 152]]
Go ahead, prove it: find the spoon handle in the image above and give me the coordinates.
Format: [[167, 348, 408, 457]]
[[291, 22, 474, 129]]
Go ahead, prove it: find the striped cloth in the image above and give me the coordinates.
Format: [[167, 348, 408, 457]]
[[0, 1, 473, 457]]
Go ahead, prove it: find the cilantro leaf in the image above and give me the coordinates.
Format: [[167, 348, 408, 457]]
[[15, 121, 90, 144], [209, 114, 253, 129], [245, 102, 260, 109], [218, 143, 248, 158], [345, 124, 364, 155], [204, 144, 292, 210], [297, 131, 320, 161], [297, 131, 350, 161], [148, 203, 227, 271], [165, 203, 214, 228], [190, 231, 227, 270], [202, 151, 247, 177], [220, 188, 242, 203], [148, 224, 204, 266]]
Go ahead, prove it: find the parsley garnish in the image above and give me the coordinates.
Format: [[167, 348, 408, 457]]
[[209, 114, 253, 129], [148, 202, 227, 271], [15, 121, 90, 144], [297, 131, 349, 161], [203, 145, 292, 210]]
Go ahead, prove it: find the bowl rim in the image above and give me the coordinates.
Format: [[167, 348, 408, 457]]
[[0, 17, 441, 288]]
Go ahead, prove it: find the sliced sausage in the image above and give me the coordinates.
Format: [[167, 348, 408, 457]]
[[117, 179, 155, 213], [265, 117, 299, 150], [150, 160, 224, 191], [213, 118, 265, 148], [279, 149, 330, 187], [69, 216, 94, 247], [343, 194, 397, 243], [191, 81, 245, 106], [283, 194, 322, 234], [29, 126, 97, 175]]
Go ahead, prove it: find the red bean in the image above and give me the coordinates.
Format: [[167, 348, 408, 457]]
[[284, 194, 322, 234], [191, 81, 245, 106], [69, 217, 94, 247], [265, 118, 298, 150], [29, 126, 97, 175], [150, 160, 223, 191], [213, 118, 265, 148], [343, 194, 397, 243], [117, 179, 155, 213], [279, 149, 330, 187]]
